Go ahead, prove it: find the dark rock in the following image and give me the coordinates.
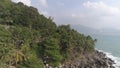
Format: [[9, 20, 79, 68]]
[[44, 50, 115, 68]]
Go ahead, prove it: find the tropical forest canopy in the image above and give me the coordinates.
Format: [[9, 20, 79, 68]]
[[0, 0, 95, 68]]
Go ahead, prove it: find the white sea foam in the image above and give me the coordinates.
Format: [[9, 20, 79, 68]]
[[97, 49, 120, 68]]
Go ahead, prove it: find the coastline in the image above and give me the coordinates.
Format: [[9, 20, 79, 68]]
[[45, 50, 115, 68], [95, 50, 115, 68], [97, 49, 120, 68]]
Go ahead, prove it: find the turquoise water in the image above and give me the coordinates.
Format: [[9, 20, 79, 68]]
[[93, 35, 120, 68]]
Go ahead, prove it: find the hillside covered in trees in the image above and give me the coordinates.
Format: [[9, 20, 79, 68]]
[[0, 0, 114, 68]]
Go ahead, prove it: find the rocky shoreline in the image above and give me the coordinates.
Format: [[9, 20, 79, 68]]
[[45, 50, 115, 68]]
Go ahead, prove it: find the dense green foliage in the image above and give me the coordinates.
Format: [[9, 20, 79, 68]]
[[0, 0, 95, 68]]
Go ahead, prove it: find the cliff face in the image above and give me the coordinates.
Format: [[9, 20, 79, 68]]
[[45, 50, 115, 68], [62, 51, 115, 68]]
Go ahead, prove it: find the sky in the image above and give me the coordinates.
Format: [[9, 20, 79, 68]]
[[11, 0, 120, 30]]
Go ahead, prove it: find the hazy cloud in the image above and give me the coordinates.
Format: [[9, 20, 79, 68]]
[[38, 0, 47, 7], [12, 0, 31, 6], [83, 1, 120, 15], [57, 2, 64, 6]]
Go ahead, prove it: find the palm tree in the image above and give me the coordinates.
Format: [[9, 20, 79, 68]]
[[13, 49, 26, 65]]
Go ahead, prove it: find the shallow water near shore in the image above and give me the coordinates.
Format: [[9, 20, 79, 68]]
[[93, 35, 120, 68]]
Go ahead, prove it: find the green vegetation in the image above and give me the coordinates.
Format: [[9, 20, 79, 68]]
[[0, 0, 95, 68]]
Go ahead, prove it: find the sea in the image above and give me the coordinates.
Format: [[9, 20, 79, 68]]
[[92, 35, 120, 68]]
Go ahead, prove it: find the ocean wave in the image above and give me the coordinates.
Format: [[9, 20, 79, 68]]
[[97, 49, 120, 68]]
